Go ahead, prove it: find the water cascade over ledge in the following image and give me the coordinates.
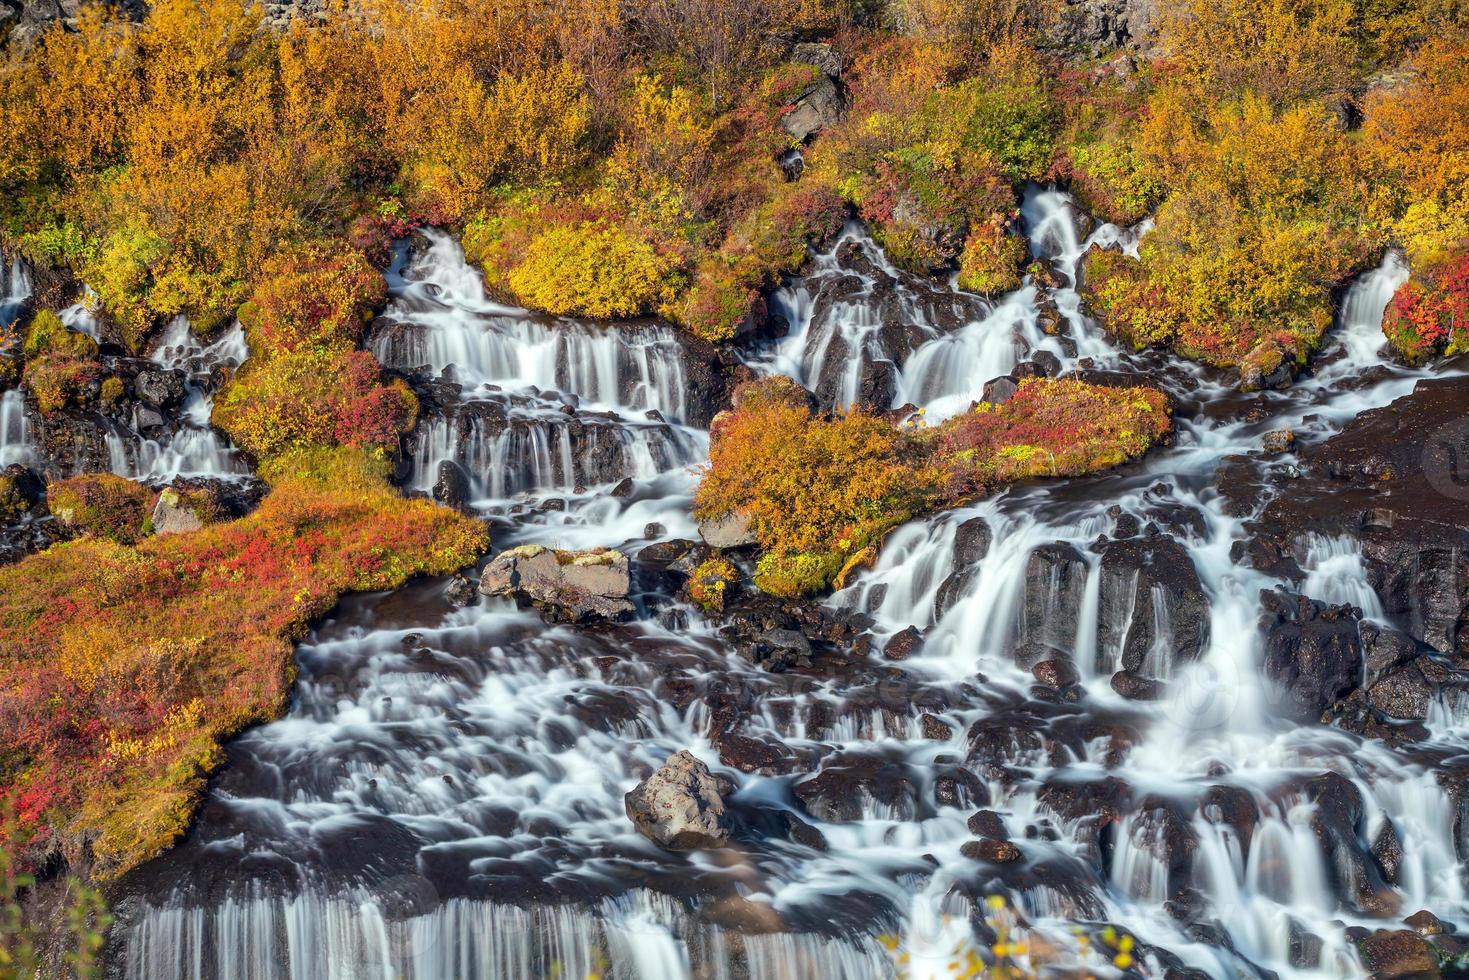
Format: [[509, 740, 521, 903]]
[[105, 189, 1469, 980]]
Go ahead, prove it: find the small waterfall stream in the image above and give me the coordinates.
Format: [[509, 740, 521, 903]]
[[105, 190, 1469, 980], [103, 316, 252, 483]]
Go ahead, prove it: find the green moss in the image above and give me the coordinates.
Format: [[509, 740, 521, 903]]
[[754, 551, 841, 599]]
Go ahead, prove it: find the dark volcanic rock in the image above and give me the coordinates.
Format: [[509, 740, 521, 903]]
[[792, 751, 922, 823], [1021, 542, 1089, 651], [1095, 533, 1209, 677], [935, 516, 992, 617], [1259, 590, 1363, 722], [1356, 928, 1439, 978], [1251, 377, 1469, 657]]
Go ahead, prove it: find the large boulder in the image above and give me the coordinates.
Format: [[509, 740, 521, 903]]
[[478, 544, 634, 622], [1020, 542, 1090, 652], [697, 510, 757, 549], [1259, 590, 1363, 722], [624, 750, 731, 850], [1047, 0, 1160, 56]]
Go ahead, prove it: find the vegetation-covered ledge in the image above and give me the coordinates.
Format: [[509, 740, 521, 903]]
[[694, 375, 1171, 598], [0, 447, 486, 880]]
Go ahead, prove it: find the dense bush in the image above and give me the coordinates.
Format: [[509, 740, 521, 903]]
[[0, 449, 486, 878], [213, 349, 418, 461], [695, 377, 940, 597], [1381, 252, 1469, 363], [695, 375, 1171, 596], [507, 221, 685, 319], [240, 243, 386, 357], [46, 474, 154, 544]]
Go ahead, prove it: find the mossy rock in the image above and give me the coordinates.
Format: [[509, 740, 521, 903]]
[[47, 473, 153, 544]]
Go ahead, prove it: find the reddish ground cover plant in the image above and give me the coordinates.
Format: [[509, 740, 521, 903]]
[[1381, 252, 1469, 364], [933, 378, 1172, 496], [695, 376, 1171, 597], [0, 449, 486, 879]]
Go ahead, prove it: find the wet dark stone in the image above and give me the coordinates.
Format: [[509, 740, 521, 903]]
[[967, 810, 1008, 839], [1199, 784, 1260, 852], [1250, 377, 1469, 657], [444, 574, 477, 607], [920, 713, 953, 740], [1362, 622, 1422, 681], [1373, 819, 1405, 885], [934, 516, 992, 616], [1356, 929, 1439, 978], [961, 838, 1021, 863], [1368, 659, 1436, 720], [1095, 533, 1209, 676], [933, 766, 988, 809], [981, 375, 1019, 405], [884, 625, 923, 660], [134, 368, 186, 410], [1032, 659, 1080, 689], [713, 732, 798, 777], [432, 459, 471, 512], [792, 751, 922, 823], [1021, 542, 1089, 651], [1259, 589, 1364, 722], [1110, 670, 1165, 700], [1288, 918, 1324, 969], [1404, 910, 1446, 936]]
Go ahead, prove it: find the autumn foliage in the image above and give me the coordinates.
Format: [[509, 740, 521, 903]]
[[0, 449, 486, 879], [696, 375, 1170, 596]]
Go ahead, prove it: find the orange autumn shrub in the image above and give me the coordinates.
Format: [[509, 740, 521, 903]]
[[240, 242, 387, 357], [0, 448, 486, 879], [695, 377, 941, 596], [933, 378, 1172, 496], [696, 376, 1172, 597]]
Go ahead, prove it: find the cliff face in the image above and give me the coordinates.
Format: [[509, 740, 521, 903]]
[[1047, 0, 1162, 56]]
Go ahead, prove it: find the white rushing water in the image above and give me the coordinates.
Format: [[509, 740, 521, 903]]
[[369, 229, 706, 533], [104, 316, 252, 483], [112, 190, 1469, 980]]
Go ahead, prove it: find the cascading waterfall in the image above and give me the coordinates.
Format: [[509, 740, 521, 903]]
[[105, 317, 251, 482], [370, 229, 705, 520], [0, 388, 35, 467], [109, 193, 1469, 980], [0, 252, 31, 329]]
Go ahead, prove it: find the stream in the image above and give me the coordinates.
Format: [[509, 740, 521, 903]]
[[24, 187, 1461, 978]]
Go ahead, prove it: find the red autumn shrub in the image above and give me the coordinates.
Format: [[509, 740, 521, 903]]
[[213, 349, 417, 461], [1382, 252, 1469, 364], [0, 448, 486, 879]]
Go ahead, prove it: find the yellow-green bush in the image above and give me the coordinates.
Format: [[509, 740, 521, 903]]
[[506, 221, 685, 319]]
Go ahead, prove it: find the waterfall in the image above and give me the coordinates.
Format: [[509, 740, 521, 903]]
[[100, 318, 251, 483], [106, 192, 1469, 980], [0, 389, 35, 468], [0, 252, 31, 331]]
